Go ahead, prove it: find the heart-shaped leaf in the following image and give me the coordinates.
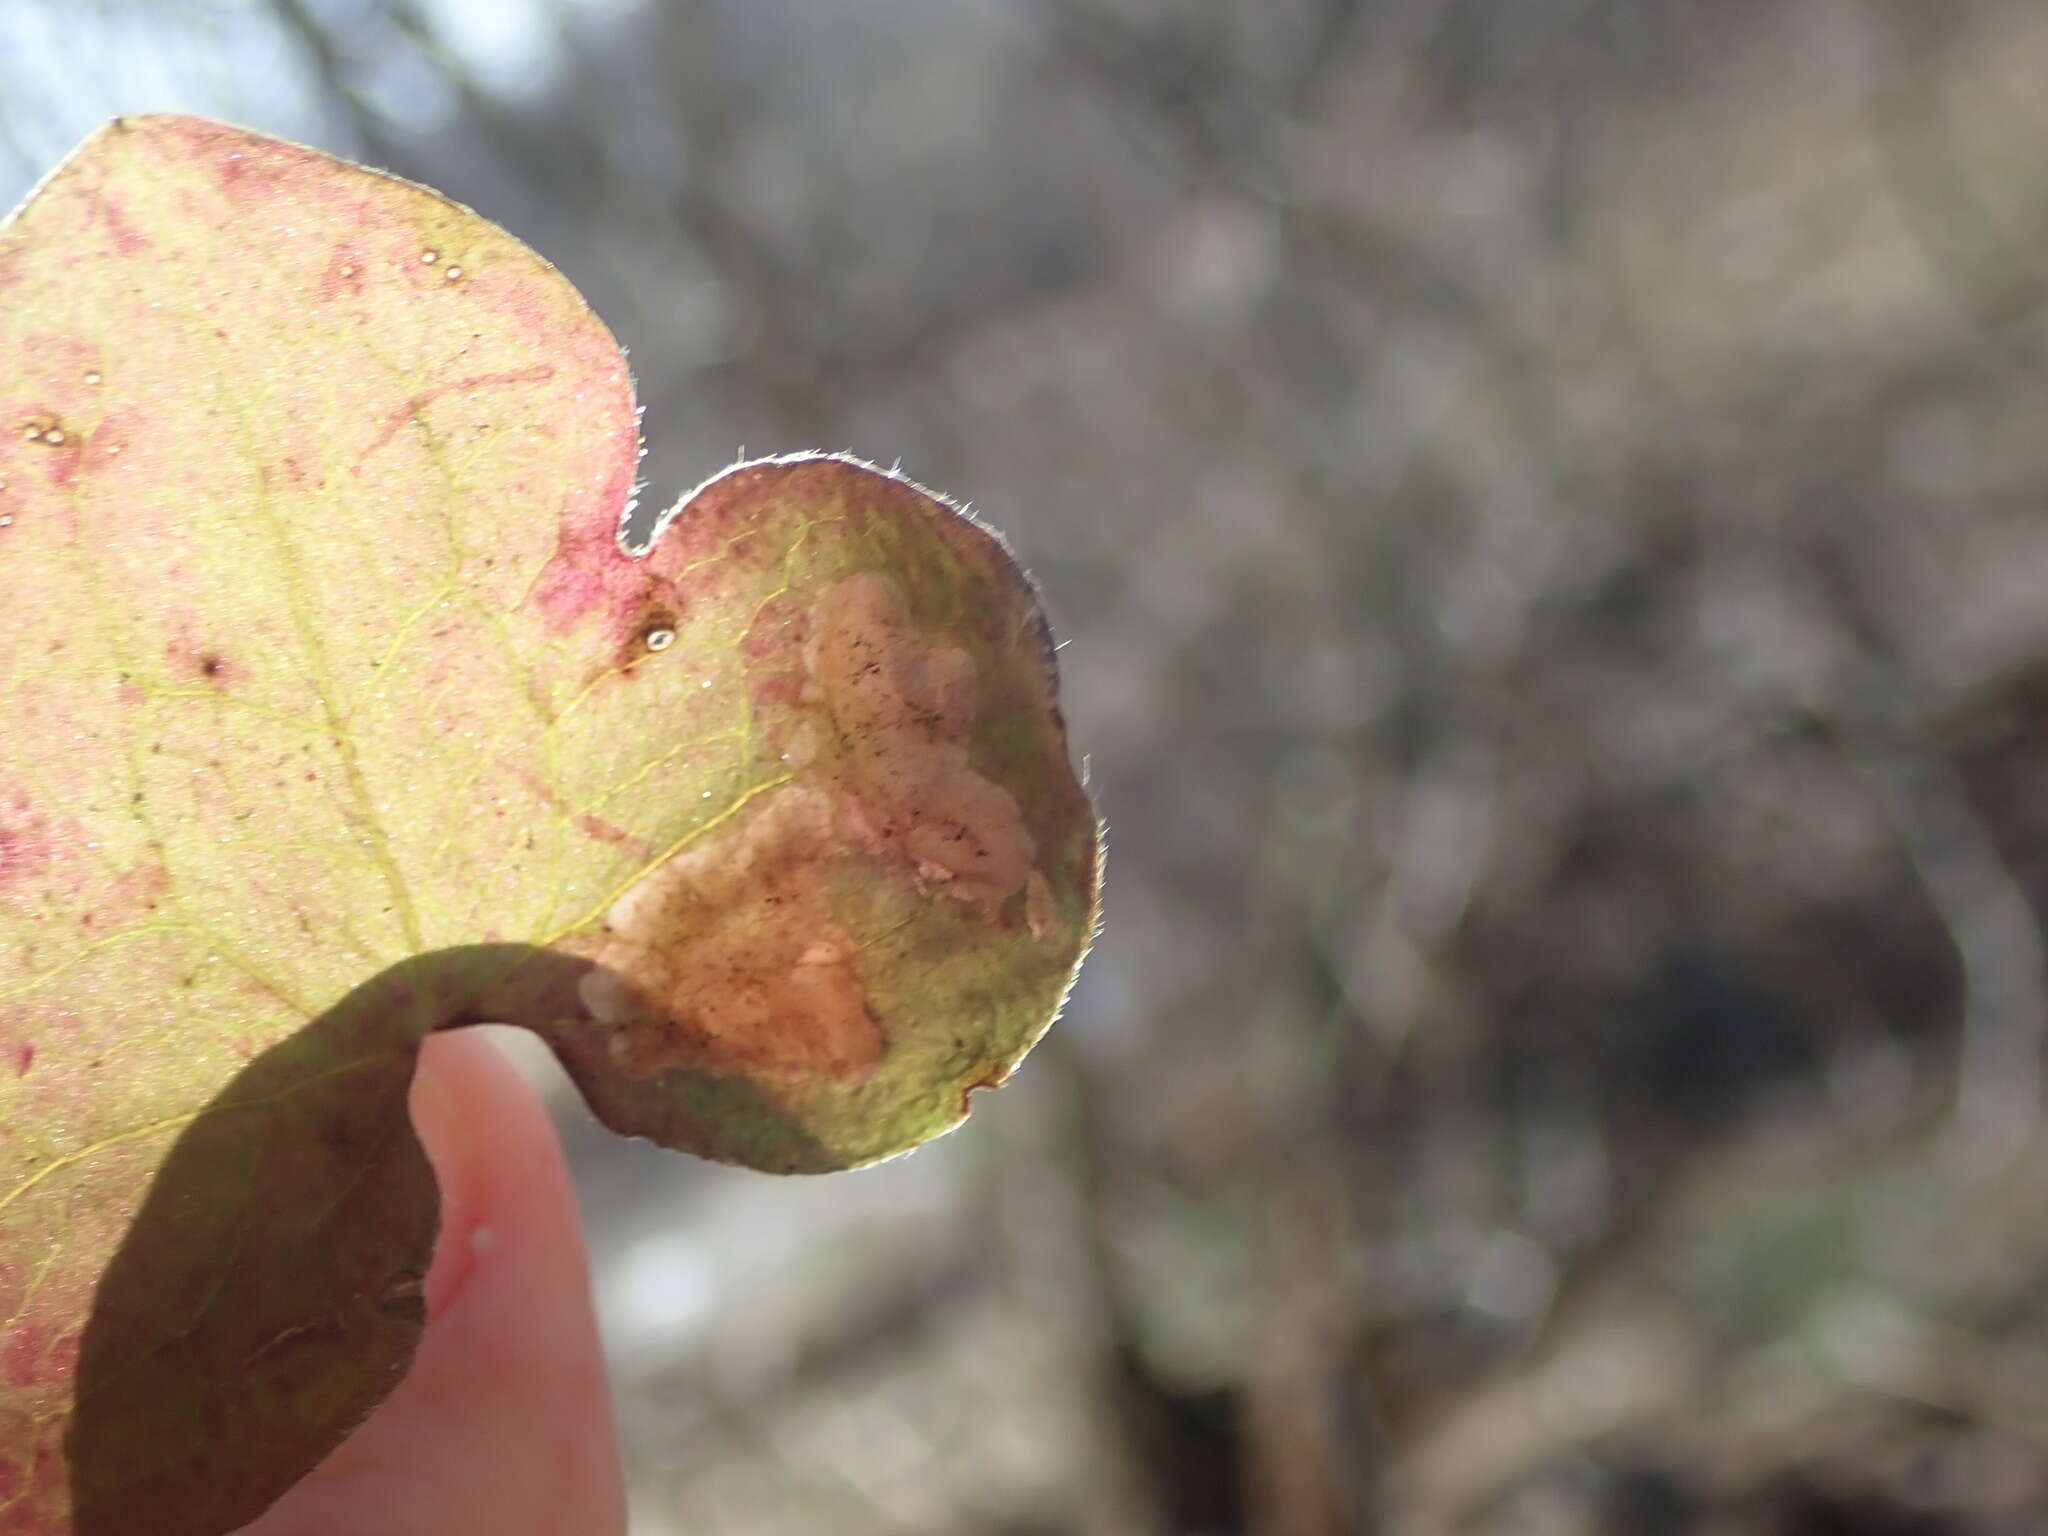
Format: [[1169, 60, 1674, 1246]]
[[0, 117, 1097, 1535]]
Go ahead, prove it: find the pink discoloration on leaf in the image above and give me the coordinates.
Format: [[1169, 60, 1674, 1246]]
[[530, 516, 655, 639], [159, 116, 306, 212], [3, 1332, 38, 1392], [10, 413, 82, 491], [260, 452, 320, 495], [354, 364, 556, 465], [12, 332, 104, 396], [100, 862, 171, 926], [82, 191, 149, 258], [8, 1042, 32, 1077], [314, 241, 369, 303], [742, 593, 808, 661], [0, 1431, 68, 1534], [0, 791, 54, 896], [0, 1327, 74, 1394], [574, 813, 653, 859], [79, 412, 134, 479]]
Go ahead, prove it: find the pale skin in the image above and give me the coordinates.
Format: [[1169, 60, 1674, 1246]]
[[236, 1029, 627, 1536]]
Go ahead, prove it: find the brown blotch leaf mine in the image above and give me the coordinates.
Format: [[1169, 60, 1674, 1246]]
[[578, 569, 1047, 1087], [804, 571, 1038, 908], [581, 785, 883, 1085]]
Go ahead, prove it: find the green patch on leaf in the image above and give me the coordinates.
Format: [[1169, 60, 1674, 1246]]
[[0, 117, 1098, 1535]]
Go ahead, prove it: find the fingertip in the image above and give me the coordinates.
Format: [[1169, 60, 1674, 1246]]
[[412, 1027, 592, 1316], [410, 1029, 487, 1317], [411, 1036, 602, 1335], [246, 1030, 624, 1533], [407, 1027, 621, 1524]]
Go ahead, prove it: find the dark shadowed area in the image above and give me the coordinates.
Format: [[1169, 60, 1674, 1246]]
[[13, 1, 2048, 1531], [60, 942, 838, 1536]]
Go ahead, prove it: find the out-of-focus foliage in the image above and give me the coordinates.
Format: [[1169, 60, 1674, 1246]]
[[11, 1, 2048, 1531]]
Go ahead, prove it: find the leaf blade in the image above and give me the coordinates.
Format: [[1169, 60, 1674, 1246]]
[[0, 117, 1097, 1534]]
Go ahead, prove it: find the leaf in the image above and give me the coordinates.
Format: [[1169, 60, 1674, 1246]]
[[0, 117, 1098, 1534]]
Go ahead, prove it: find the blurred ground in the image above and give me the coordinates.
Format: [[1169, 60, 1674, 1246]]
[[14, 1, 2048, 1530]]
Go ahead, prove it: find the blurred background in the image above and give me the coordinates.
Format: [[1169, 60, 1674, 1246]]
[[15, 1, 2048, 1530]]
